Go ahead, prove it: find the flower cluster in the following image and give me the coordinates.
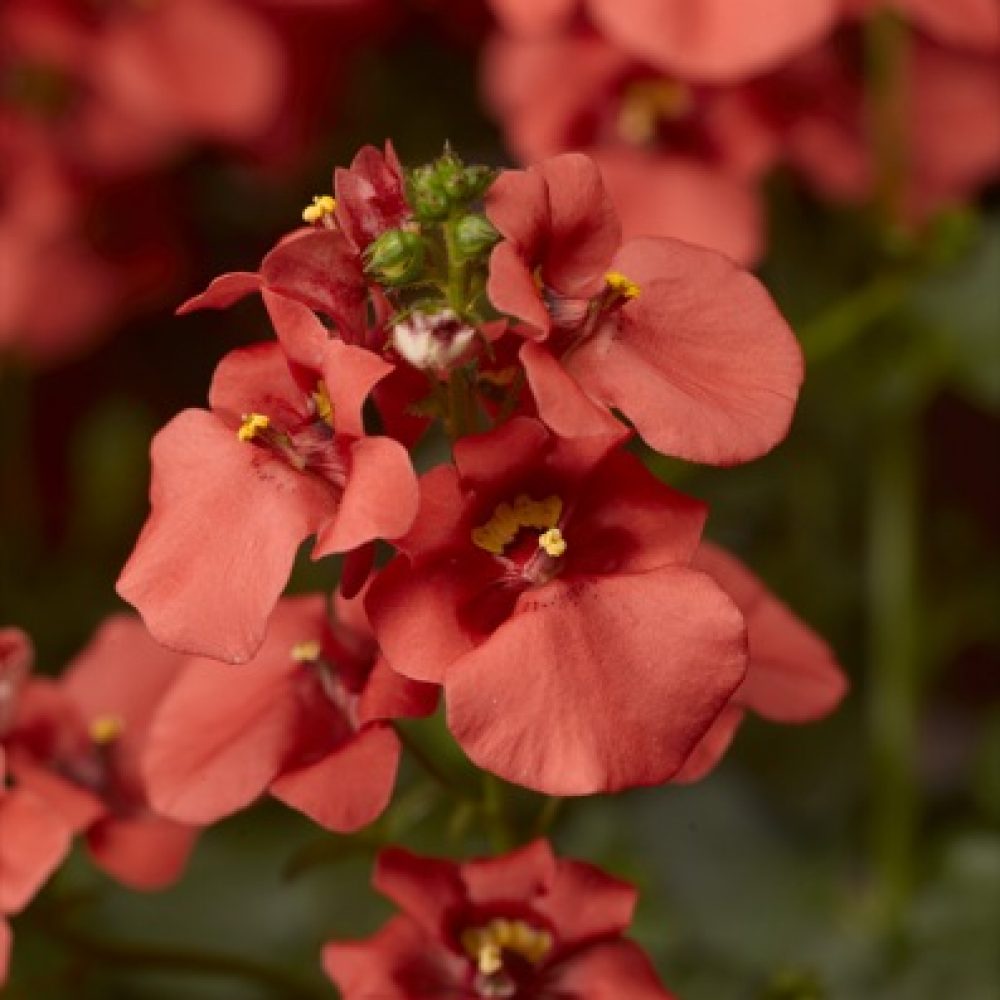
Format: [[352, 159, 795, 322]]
[[4, 141, 848, 993], [485, 0, 999, 258]]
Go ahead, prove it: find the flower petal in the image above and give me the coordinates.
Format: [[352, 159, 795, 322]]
[[549, 938, 676, 999], [446, 568, 747, 794], [0, 787, 69, 913], [270, 724, 400, 833], [86, 815, 196, 891], [117, 410, 334, 662], [570, 237, 803, 465]]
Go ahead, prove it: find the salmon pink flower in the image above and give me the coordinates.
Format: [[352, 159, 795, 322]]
[[673, 544, 849, 781], [367, 418, 747, 795], [142, 593, 436, 833], [1, 749, 71, 988], [489, 0, 836, 83], [324, 840, 676, 999], [3, 618, 196, 892], [117, 328, 419, 664], [485, 154, 803, 465]]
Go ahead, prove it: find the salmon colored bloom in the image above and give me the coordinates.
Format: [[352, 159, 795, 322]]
[[117, 328, 419, 663], [367, 418, 748, 795], [0, 748, 70, 988], [324, 840, 676, 1000], [673, 544, 849, 782], [489, 0, 836, 82], [2, 619, 196, 892], [485, 154, 803, 465], [142, 593, 436, 833]]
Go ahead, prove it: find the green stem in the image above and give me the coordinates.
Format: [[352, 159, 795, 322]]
[[865, 10, 910, 227], [799, 275, 908, 365], [443, 217, 468, 314], [37, 913, 328, 1000], [394, 722, 477, 804], [532, 796, 564, 837], [867, 410, 921, 940]]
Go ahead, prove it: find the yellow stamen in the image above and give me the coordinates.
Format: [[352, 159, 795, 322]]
[[617, 79, 692, 144], [90, 714, 124, 745], [538, 527, 567, 558], [460, 919, 553, 976], [291, 640, 322, 663], [237, 412, 271, 442], [605, 271, 641, 300], [302, 194, 337, 225], [471, 495, 563, 555], [312, 380, 334, 427]]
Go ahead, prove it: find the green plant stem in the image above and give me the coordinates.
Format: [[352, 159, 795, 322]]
[[867, 411, 921, 940], [37, 913, 329, 1000], [866, 9, 910, 226], [443, 217, 468, 313], [532, 796, 564, 837], [394, 722, 477, 804], [800, 275, 908, 365]]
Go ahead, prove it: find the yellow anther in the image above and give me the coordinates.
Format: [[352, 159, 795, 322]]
[[538, 527, 567, 558], [312, 380, 333, 427], [472, 495, 563, 555], [617, 79, 692, 144], [90, 714, 124, 745], [605, 271, 641, 300], [237, 412, 271, 442], [302, 195, 337, 224], [461, 919, 553, 976], [291, 640, 322, 663]]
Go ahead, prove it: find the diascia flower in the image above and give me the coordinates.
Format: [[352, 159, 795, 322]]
[[483, 26, 769, 262], [1, 748, 70, 988], [673, 544, 849, 782], [142, 593, 436, 833], [2, 619, 196, 892], [117, 331, 419, 663], [367, 417, 748, 795], [485, 153, 804, 466], [489, 0, 836, 83], [1, 630, 71, 987], [324, 840, 676, 999]]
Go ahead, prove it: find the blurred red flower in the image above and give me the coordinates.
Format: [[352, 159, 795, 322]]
[[325, 839, 676, 999], [2, 619, 196, 892]]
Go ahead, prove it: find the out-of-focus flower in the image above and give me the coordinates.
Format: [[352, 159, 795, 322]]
[[142, 593, 436, 832], [367, 417, 748, 795], [674, 544, 849, 782], [486, 154, 803, 466], [117, 333, 419, 663], [2, 619, 196, 892], [0, 748, 71, 988], [324, 839, 676, 999]]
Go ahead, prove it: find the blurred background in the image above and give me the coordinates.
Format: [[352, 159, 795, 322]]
[[1, 1, 997, 997]]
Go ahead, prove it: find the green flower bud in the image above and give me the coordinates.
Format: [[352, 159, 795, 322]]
[[364, 229, 426, 286], [408, 166, 450, 223], [454, 213, 500, 258]]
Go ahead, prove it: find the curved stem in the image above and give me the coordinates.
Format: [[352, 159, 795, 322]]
[[868, 410, 922, 943], [394, 722, 478, 804], [36, 911, 329, 1000]]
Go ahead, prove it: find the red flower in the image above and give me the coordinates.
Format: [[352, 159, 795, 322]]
[[673, 544, 849, 781], [117, 326, 419, 663], [142, 593, 436, 833], [334, 141, 412, 253], [367, 418, 747, 795], [324, 839, 676, 1000], [483, 29, 769, 262], [0, 749, 70, 988], [485, 154, 803, 465], [490, 0, 836, 82], [3, 618, 196, 892]]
